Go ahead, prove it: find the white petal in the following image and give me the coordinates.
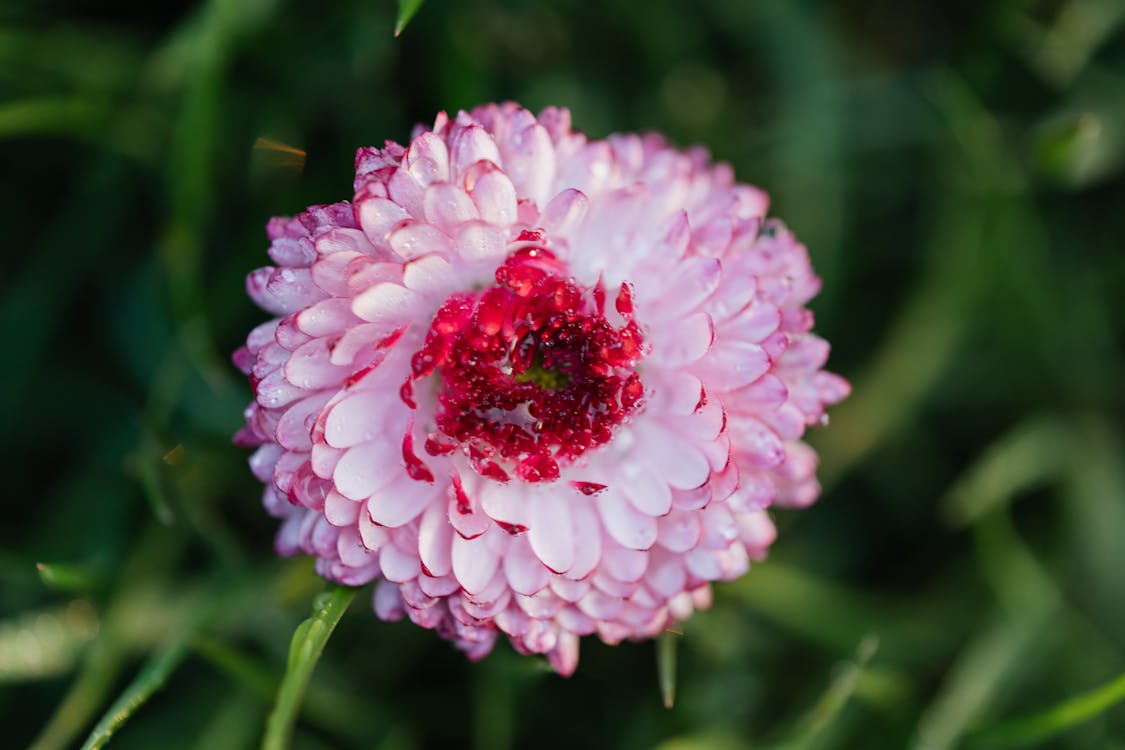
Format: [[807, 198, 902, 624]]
[[539, 189, 588, 239], [656, 509, 703, 552], [450, 125, 502, 178], [479, 482, 528, 528], [367, 474, 434, 528], [526, 491, 575, 574], [423, 183, 479, 233], [597, 487, 658, 550], [324, 490, 361, 527], [504, 535, 551, 596], [601, 544, 648, 582], [565, 501, 602, 581], [456, 221, 508, 261], [388, 221, 451, 260], [639, 426, 711, 490], [451, 533, 500, 595], [649, 312, 714, 367], [380, 543, 421, 583], [296, 298, 358, 337], [333, 440, 400, 500], [704, 341, 771, 392], [357, 197, 410, 245], [619, 461, 673, 517], [373, 580, 404, 620], [469, 167, 517, 225], [405, 132, 450, 186], [418, 502, 454, 577], [640, 257, 722, 322], [352, 282, 422, 325]]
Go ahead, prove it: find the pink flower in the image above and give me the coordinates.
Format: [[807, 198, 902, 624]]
[[235, 103, 849, 675]]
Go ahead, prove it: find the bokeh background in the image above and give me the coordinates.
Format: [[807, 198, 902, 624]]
[[3, 0, 1124, 748]]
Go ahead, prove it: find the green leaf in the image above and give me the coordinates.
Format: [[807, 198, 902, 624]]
[[78, 622, 196, 750], [657, 630, 678, 709], [941, 415, 1071, 526], [770, 635, 879, 750], [395, 0, 426, 36], [969, 669, 1125, 748], [36, 562, 103, 593], [262, 585, 357, 750]]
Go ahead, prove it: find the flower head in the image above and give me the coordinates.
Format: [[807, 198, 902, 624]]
[[235, 103, 849, 675]]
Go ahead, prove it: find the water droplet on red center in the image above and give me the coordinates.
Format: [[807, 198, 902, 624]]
[[405, 246, 646, 483]]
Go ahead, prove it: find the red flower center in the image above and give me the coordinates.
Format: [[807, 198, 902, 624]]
[[404, 234, 646, 483]]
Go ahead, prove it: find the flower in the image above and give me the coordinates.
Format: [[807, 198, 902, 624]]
[[235, 103, 849, 675]]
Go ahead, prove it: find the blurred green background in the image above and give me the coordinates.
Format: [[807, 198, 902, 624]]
[[2, 0, 1124, 748]]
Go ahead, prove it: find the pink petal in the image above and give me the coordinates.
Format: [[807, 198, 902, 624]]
[[388, 221, 451, 260], [387, 169, 424, 221], [296, 298, 358, 337], [405, 131, 450, 186], [649, 312, 714, 368], [357, 197, 410, 246], [450, 124, 502, 178], [656, 509, 703, 552], [638, 426, 711, 490], [601, 544, 648, 582], [275, 392, 331, 451], [284, 338, 349, 390], [467, 163, 517, 225], [540, 189, 589, 240], [597, 487, 658, 550], [451, 532, 500, 595], [499, 123, 556, 207], [642, 257, 722, 322], [336, 527, 374, 567], [526, 491, 575, 573], [456, 221, 508, 261], [423, 183, 479, 233], [380, 543, 421, 583], [728, 417, 785, 469], [619, 462, 673, 517], [564, 501, 602, 581], [703, 341, 771, 392], [373, 580, 404, 620], [418, 502, 454, 577], [324, 490, 361, 527], [323, 390, 406, 449], [352, 282, 422, 324], [548, 632, 580, 677], [504, 535, 551, 596], [333, 440, 400, 500], [368, 473, 437, 528], [357, 511, 389, 550]]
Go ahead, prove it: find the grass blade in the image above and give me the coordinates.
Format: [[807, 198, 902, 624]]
[[770, 635, 879, 750], [261, 585, 357, 750], [78, 624, 195, 750], [658, 630, 678, 709], [395, 0, 426, 36], [969, 670, 1125, 748]]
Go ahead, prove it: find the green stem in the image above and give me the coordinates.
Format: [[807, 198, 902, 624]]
[[261, 586, 357, 750]]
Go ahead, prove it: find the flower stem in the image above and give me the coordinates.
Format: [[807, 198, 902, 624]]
[[262, 585, 357, 750]]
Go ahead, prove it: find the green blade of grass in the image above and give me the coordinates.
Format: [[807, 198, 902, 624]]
[[78, 617, 199, 750], [261, 585, 357, 750], [36, 563, 104, 594], [394, 0, 426, 36], [769, 635, 880, 750], [941, 415, 1070, 526], [970, 669, 1125, 748], [658, 630, 678, 709]]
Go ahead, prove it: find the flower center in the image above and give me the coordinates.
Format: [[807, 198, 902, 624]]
[[404, 233, 646, 483]]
